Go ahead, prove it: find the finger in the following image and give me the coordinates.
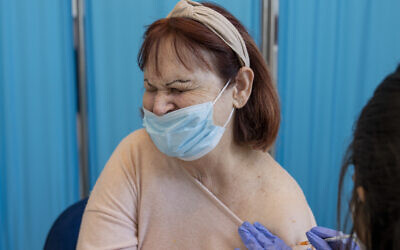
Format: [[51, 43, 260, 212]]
[[327, 238, 359, 250], [253, 222, 276, 240], [327, 240, 345, 250], [242, 221, 270, 244], [310, 226, 341, 238], [238, 227, 263, 250], [241, 222, 269, 248], [306, 231, 332, 250]]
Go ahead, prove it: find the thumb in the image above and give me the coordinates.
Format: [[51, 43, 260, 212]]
[[306, 230, 332, 250]]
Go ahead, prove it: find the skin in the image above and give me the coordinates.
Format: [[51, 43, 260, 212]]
[[356, 186, 366, 203], [355, 183, 367, 244], [142, 37, 316, 248]]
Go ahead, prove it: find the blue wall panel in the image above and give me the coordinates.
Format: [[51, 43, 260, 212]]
[[0, 0, 79, 249], [277, 0, 400, 228], [85, 0, 261, 187]]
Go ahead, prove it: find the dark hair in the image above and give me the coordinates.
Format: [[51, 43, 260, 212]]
[[338, 65, 400, 249], [137, 2, 280, 151]]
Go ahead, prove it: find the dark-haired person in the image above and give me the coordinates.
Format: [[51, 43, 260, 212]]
[[77, 0, 316, 249], [238, 65, 400, 250]]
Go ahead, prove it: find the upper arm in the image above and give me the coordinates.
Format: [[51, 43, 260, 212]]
[[253, 166, 316, 249], [273, 200, 315, 248], [266, 183, 316, 248], [77, 138, 138, 250]]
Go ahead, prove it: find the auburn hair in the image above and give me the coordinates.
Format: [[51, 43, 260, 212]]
[[138, 2, 280, 151]]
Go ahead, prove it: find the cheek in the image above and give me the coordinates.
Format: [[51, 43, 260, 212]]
[[183, 89, 216, 105], [178, 94, 202, 107], [172, 91, 209, 108], [212, 90, 234, 126]]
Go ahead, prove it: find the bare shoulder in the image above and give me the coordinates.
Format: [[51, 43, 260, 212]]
[[254, 155, 316, 247]]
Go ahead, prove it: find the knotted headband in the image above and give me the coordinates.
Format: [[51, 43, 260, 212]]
[[167, 0, 250, 67]]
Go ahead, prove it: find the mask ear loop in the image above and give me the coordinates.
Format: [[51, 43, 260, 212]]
[[212, 79, 232, 105], [223, 108, 235, 128], [212, 79, 235, 128]]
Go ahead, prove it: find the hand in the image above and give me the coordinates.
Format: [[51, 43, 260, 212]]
[[306, 226, 360, 250], [237, 221, 291, 250]]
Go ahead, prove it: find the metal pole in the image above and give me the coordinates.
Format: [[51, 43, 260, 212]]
[[261, 0, 278, 80], [73, 0, 90, 198], [261, 0, 271, 65], [261, 0, 279, 157]]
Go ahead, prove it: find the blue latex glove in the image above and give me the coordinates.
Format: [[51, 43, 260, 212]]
[[306, 226, 360, 250], [237, 221, 291, 250]]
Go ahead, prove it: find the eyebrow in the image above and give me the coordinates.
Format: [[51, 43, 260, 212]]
[[144, 78, 191, 86]]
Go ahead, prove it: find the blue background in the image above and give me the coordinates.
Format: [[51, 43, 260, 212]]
[[0, 0, 79, 249], [276, 0, 400, 228]]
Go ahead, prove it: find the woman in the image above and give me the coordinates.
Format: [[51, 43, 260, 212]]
[[77, 1, 316, 249], [238, 65, 400, 249]]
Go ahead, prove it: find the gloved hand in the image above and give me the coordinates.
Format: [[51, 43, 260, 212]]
[[237, 221, 291, 250], [306, 226, 360, 250]]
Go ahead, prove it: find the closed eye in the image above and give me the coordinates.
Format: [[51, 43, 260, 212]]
[[167, 80, 195, 93], [144, 78, 195, 93], [170, 88, 183, 93], [144, 79, 156, 92], [144, 85, 157, 92]]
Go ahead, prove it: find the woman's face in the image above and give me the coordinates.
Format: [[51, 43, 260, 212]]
[[142, 38, 234, 127]]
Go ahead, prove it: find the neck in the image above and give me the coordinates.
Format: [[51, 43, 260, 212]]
[[177, 127, 259, 193]]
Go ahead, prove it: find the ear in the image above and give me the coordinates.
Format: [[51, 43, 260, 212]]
[[232, 67, 254, 108], [356, 186, 366, 203]]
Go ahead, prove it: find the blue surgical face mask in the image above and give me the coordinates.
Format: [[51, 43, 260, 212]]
[[142, 79, 234, 161]]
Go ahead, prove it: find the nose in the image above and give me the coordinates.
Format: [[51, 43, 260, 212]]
[[152, 91, 176, 116]]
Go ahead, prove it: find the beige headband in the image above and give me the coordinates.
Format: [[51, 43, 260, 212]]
[[167, 0, 250, 67]]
